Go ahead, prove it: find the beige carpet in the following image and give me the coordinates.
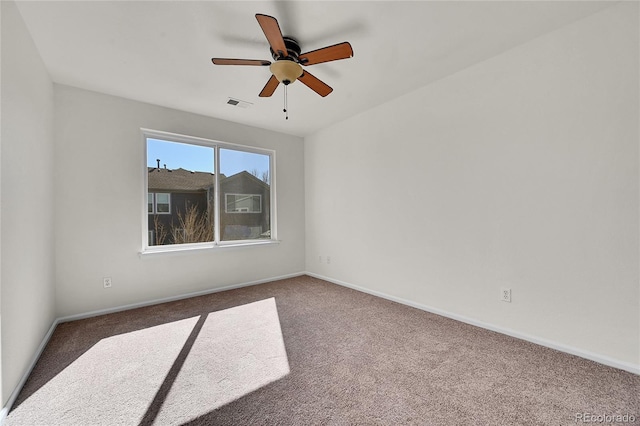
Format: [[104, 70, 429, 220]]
[[6, 275, 639, 425]]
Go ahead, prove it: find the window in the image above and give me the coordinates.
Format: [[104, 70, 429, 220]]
[[148, 193, 171, 214], [226, 194, 261, 213], [155, 193, 170, 213], [143, 129, 274, 251]]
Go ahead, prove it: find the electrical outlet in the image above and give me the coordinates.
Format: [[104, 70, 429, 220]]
[[500, 287, 511, 302], [103, 277, 112, 288], [326, 256, 331, 264]]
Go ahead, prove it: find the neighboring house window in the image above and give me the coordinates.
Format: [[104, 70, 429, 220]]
[[226, 194, 261, 213], [147, 193, 171, 214], [143, 129, 274, 251], [155, 193, 170, 213]]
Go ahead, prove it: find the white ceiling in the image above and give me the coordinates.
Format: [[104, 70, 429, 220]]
[[15, 1, 615, 137]]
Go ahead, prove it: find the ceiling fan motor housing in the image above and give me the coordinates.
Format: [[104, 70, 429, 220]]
[[270, 37, 301, 61]]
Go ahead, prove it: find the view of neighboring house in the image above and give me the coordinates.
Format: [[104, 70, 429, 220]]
[[148, 167, 270, 245], [219, 170, 271, 241]]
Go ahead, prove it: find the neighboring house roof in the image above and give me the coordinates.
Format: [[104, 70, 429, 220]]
[[222, 170, 271, 190], [148, 168, 216, 192], [148, 168, 270, 192]]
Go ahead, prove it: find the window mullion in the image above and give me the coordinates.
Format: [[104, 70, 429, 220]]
[[214, 145, 221, 244]]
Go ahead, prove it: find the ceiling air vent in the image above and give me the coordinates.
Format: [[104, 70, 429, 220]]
[[226, 98, 253, 109]]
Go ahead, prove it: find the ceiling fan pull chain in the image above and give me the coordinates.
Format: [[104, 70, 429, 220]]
[[283, 85, 289, 120]]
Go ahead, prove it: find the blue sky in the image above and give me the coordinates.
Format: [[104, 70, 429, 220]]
[[147, 139, 269, 178]]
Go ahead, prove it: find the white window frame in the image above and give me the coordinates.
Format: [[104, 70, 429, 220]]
[[141, 128, 277, 255], [225, 193, 262, 214]]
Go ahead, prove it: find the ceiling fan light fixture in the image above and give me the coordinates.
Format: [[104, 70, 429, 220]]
[[270, 60, 303, 85]]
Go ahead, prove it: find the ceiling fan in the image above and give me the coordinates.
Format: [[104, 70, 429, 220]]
[[211, 14, 353, 99]]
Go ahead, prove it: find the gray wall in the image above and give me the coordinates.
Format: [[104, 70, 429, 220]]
[[1, 1, 56, 405], [305, 3, 639, 367]]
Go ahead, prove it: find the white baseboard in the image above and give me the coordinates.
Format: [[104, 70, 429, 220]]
[[56, 271, 306, 323], [0, 271, 306, 424], [1, 318, 58, 426], [305, 272, 640, 376]]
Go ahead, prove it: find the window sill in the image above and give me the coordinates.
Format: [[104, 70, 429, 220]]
[[139, 239, 280, 258]]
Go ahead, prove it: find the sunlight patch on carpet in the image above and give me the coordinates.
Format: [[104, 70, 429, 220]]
[[5, 317, 200, 426], [153, 297, 290, 425]]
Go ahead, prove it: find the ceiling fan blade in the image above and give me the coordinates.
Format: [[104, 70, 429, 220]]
[[299, 42, 353, 66], [256, 14, 288, 58], [212, 58, 271, 66], [298, 70, 333, 97], [259, 75, 280, 97]]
